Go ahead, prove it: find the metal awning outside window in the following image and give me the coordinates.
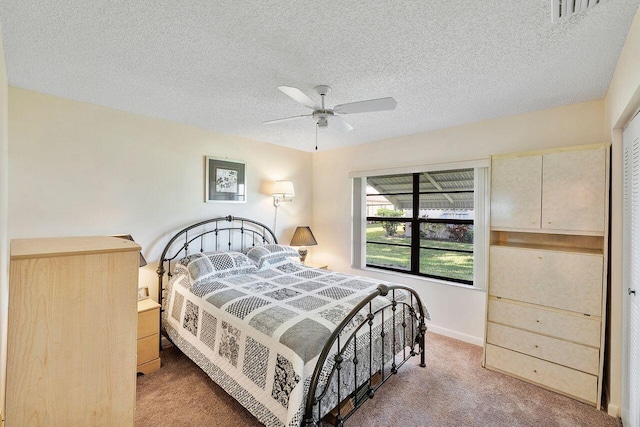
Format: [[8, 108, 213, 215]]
[[366, 168, 474, 210]]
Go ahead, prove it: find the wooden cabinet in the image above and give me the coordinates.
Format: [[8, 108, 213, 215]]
[[484, 143, 609, 408], [7, 236, 140, 426], [137, 299, 161, 374], [490, 144, 607, 235]]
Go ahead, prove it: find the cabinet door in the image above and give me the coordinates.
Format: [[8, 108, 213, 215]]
[[489, 246, 603, 315], [491, 155, 542, 230], [542, 147, 606, 233]]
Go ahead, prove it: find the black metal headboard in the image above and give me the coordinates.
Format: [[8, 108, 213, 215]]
[[156, 215, 278, 307]]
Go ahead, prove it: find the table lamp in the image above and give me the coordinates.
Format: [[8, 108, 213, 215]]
[[290, 226, 317, 263]]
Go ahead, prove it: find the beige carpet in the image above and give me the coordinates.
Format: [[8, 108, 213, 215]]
[[136, 333, 620, 426]]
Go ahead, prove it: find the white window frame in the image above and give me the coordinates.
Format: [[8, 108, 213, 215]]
[[350, 159, 489, 289]]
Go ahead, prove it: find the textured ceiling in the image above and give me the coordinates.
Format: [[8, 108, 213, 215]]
[[0, 0, 638, 152]]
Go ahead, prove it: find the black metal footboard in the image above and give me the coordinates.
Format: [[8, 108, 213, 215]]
[[303, 284, 427, 427]]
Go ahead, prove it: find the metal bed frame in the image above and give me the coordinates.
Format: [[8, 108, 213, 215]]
[[156, 215, 427, 427]]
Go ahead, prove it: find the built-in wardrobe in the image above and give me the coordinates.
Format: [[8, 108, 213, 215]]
[[483, 143, 609, 408]]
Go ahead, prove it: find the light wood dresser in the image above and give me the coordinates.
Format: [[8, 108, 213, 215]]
[[137, 299, 161, 374], [7, 236, 140, 426], [483, 143, 609, 408]]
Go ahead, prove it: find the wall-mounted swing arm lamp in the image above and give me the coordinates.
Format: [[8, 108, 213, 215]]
[[272, 180, 295, 233], [272, 181, 295, 207]]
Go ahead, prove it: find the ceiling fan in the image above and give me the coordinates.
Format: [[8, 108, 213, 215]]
[[263, 85, 397, 132]]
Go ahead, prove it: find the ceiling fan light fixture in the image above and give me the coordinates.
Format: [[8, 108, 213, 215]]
[[263, 84, 396, 134], [312, 110, 332, 128]]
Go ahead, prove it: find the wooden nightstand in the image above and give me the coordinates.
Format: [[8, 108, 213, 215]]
[[137, 299, 161, 374], [304, 261, 328, 270]]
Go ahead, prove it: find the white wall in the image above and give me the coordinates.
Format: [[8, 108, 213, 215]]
[[312, 99, 605, 346], [604, 5, 640, 418], [7, 87, 313, 300], [0, 23, 8, 424]]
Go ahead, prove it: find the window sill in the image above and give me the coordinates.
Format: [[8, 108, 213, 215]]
[[355, 265, 486, 292]]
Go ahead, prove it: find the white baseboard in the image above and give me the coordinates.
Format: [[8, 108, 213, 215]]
[[427, 324, 484, 347], [603, 378, 620, 418]]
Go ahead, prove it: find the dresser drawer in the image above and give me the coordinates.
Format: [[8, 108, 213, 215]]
[[487, 298, 601, 347], [489, 246, 603, 315], [137, 334, 159, 365], [487, 322, 599, 374], [138, 306, 159, 339], [485, 344, 597, 404]]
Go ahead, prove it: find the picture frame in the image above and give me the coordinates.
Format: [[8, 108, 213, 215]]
[[205, 157, 247, 203], [137, 286, 150, 301]]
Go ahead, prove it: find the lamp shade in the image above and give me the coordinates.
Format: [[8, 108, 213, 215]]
[[272, 181, 295, 198], [290, 226, 318, 247], [113, 234, 147, 267]]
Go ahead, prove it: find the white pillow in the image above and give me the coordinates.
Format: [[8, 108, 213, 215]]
[[176, 251, 258, 286], [243, 244, 300, 270]]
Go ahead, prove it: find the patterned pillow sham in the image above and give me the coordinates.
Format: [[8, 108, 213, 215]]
[[243, 244, 300, 270], [176, 251, 258, 285]]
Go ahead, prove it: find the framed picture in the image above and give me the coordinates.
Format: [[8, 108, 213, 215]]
[[205, 157, 246, 203], [137, 286, 150, 301]]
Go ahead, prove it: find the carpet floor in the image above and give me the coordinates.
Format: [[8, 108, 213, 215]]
[[136, 333, 620, 426]]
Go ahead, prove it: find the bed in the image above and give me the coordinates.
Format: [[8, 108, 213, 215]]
[[156, 216, 429, 426]]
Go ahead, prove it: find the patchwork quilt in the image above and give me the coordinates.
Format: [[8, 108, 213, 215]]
[[164, 258, 429, 427]]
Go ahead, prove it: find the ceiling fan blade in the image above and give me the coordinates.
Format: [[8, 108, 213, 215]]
[[262, 114, 310, 125], [333, 97, 397, 114], [277, 86, 320, 110], [329, 115, 353, 132]]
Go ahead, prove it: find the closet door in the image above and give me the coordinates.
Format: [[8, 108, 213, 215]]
[[542, 147, 606, 233], [623, 112, 640, 427], [490, 155, 542, 230]]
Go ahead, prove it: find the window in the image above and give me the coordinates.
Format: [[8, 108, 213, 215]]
[[353, 164, 488, 287]]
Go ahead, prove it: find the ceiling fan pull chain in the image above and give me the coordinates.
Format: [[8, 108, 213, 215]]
[[315, 122, 318, 151]]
